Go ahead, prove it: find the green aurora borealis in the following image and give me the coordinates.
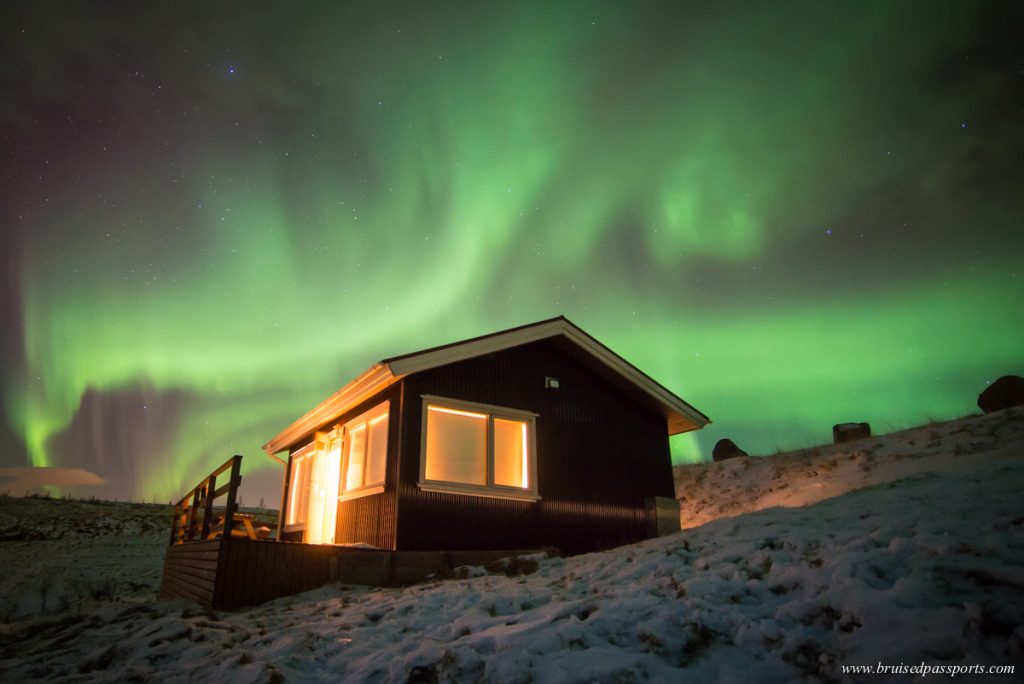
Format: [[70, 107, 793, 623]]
[[2, 1, 1022, 503]]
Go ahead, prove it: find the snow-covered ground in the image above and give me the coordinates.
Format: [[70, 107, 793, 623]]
[[1, 408, 1022, 682], [675, 407, 1024, 529], [0, 498, 170, 622]]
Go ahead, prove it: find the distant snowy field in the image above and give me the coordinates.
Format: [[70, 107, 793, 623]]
[[1, 408, 1022, 682]]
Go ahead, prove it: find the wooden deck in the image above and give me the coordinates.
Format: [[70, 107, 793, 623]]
[[161, 454, 542, 609], [160, 538, 540, 609]]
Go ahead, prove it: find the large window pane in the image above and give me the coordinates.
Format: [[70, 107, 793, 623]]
[[345, 424, 367, 491], [494, 418, 528, 488], [425, 406, 486, 485], [287, 457, 307, 525], [366, 412, 389, 486], [321, 441, 341, 542], [305, 443, 340, 544], [305, 449, 327, 542]]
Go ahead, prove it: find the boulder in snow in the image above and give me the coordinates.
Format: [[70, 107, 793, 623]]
[[833, 422, 871, 444], [406, 664, 438, 683], [712, 438, 749, 462], [977, 375, 1024, 413]]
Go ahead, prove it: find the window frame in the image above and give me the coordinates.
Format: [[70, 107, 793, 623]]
[[284, 442, 316, 531], [338, 400, 390, 502], [418, 394, 540, 502]]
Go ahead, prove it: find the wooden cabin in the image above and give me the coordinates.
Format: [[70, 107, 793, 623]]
[[264, 316, 709, 555]]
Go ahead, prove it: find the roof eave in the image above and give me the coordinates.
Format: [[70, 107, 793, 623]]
[[555, 321, 711, 433], [262, 363, 398, 458], [667, 412, 710, 436], [384, 318, 567, 376]]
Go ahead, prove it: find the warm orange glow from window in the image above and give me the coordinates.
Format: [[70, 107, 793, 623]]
[[428, 405, 487, 420], [494, 418, 528, 488], [425, 404, 487, 484], [421, 399, 536, 498], [305, 448, 326, 542], [341, 405, 388, 493], [522, 422, 529, 489], [345, 424, 366, 491], [321, 442, 341, 541], [293, 403, 389, 542], [366, 412, 388, 486], [304, 442, 340, 543], [287, 456, 308, 525]]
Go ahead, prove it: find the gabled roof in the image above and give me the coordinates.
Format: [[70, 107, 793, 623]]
[[263, 316, 710, 457]]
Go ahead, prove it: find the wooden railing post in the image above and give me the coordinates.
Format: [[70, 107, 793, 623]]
[[222, 455, 243, 539], [201, 475, 216, 539], [187, 487, 202, 540]]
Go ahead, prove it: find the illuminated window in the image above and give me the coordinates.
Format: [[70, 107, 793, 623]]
[[493, 418, 529, 488], [285, 444, 313, 528], [341, 402, 389, 498], [420, 396, 539, 501], [425, 406, 487, 484], [306, 436, 340, 543]]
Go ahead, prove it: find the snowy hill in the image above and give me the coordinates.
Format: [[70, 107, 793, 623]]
[[1, 409, 1022, 682], [675, 407, 1024, 529], [0, 498, 171, 623]]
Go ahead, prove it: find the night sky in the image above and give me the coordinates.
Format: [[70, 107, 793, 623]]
[[2, 1, 1022, 506]]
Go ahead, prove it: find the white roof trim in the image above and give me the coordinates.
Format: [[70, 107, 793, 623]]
[[384, 319, 566, 376], [263, 317, 709, 459], [262, 363, 398, 456]]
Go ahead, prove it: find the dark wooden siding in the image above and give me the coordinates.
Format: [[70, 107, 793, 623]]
[[395, 339, 674, 555], [336, 492, 396, 549]]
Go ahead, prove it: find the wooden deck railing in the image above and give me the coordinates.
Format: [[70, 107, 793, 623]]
[[169, 455, 243, 544]]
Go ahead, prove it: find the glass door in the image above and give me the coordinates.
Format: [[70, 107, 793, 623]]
[[304, 434, 341, 543]]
